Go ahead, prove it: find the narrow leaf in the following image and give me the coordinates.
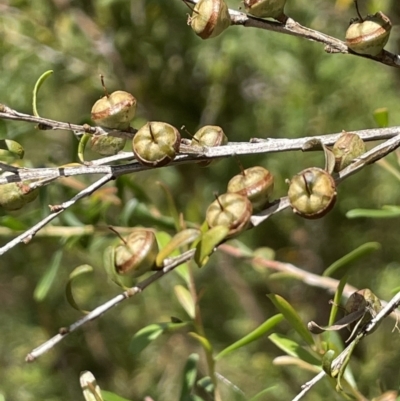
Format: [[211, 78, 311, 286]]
[[156, 228, 201, 266], [101, 390, 133, 401], [34, 250, 63, 302], [268, 333, 320, 366], [179, 353, 199, 401], [215, 314, 283, 360], [346, 208, 400, 219], [130, 322, 188, 354], [329, 273, 349, 326], [78, 133, 91, 163], [197, 377, 214, 394], [80, 371, 104, 401], [194, 225, 229, 267], [373, 107, 389, 128], [323, 242, 381, 277], [65, 264, 94, 313], [248, 387, 276, 401], [322, 349, 336, 376], [32, 70, 53, 117], [189, 332, 213, 354], [174, 285, 196, 319], [267, 294, 314, 346]]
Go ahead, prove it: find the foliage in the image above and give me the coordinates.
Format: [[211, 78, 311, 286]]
[[1, 1, 400, 401]]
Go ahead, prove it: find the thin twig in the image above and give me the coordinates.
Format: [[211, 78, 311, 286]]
[[26, 249, 196, 361], [0, 174, 113, 255], [292, 291, 400, 401], [183, 0, 400, 69]]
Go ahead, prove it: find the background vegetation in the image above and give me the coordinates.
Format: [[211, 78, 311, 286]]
[[1, 0, 400, 400]]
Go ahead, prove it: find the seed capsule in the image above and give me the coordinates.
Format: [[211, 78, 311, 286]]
[[91, 90, 136, 130], [227, 166, 274, 211], [332, 132, 366, 172], [206, 193, 253, 238], [0, 181, 39, 211], [113, 229, 159, 277], [244, 0, 287, 21], [191, 125, 227, 167], [288, 167, 336, 219], [132, 122, 181, 167], [345, 12, 392, 56], [188, 0, 231, 39]]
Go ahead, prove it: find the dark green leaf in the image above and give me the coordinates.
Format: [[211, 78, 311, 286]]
[[179, 353, 199, 401]]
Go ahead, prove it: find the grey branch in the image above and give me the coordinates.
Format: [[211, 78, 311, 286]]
[[182, 0, 400, 69], [26, 249, 196, 362], [292, 291, 400, 401]]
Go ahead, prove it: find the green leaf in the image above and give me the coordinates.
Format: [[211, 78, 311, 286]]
[[156, 228, 201, 266], [248, 387, 276, 401], [267, 294, 314, 346], [322, 349, 336, 376], [215, 314, 283, 360], [179, 353, 199, 401], [328, 273, 349, 326], [101, 390, 133, 401], [268, 333, 320, 366], [130, 322, 189, 354], [189, 332, 213, 354], [32, 70, 53, 117], [78, 133, 91, 163], [197, 377, 214, 394], [194, 225, 229, 267], [174, 285, 195, 319], [373, 107, 389, 128], [346, 208, 400, 219], [323, 242, 380, 277], [33, 250, 63, 302], [65, 264, 94, 313]]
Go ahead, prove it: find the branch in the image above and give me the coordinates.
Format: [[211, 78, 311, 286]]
[[183, 0, 400, 69], [25, 248, 196, 362], [292, 291, 400, 401], [0, 174, 113, 256]]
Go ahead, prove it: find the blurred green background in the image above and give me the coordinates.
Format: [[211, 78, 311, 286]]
[[1, 0, 400, 400]]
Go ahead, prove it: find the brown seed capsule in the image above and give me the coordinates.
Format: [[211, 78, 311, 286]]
[[114, 229, 159, 276], [332, 131, 366, 172], [191, 125, 228, 167], [227, 166, 274, 211], [206, 193, 253, 238], [244, 0, 287, 21], [288, 167, 336, 219], [132, 122, 181, 167], [345, 12, 392, 56], [188, 0, 231, 39], [0, 182, 39, 211], [91, 90, 137, 130]]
